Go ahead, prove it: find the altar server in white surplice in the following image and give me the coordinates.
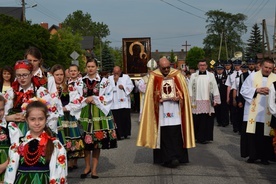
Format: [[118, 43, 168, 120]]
[[188, 60, 221, 144], [108, 66, 134, 140]]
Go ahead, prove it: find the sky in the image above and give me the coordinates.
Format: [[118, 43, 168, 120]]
[[1, 0, 276, 53]]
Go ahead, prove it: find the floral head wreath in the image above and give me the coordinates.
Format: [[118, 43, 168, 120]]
[[21, 97, 51, 115]]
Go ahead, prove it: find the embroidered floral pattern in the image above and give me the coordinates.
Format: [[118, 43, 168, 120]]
[[57, 155, 66, 165], [65, 139, 84, 151], [84, 134, 93, 144], [110, 130, 117, 140], [100, 80, 110, 89], [94, 131, 106, 140], [49, 177, 66, 184], [68, 84, 75, 92], [164, 112, 174, 118], [0, 127, 8, 142]]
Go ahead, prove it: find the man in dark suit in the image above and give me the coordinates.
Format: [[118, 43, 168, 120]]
[[214, 64, 229, 127], [233, 64, 250, 134]]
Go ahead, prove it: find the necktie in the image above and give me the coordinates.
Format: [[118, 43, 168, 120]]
[[236, 72, 239, 78]]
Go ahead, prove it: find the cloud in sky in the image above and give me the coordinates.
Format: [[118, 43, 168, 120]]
[[2, 0, 275, 52]]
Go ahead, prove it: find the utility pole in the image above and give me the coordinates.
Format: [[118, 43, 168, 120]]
[[218, 31, 223, 60], [273, 5, 276, 63], [262, 19, 271, 59], [22, 0, 26, 22]]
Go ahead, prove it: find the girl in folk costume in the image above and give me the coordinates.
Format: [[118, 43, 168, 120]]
[[4, 100, 67, 184], [80, 59, 117, 179], [4, 60, 62, 136], [68, 64, 84, 96], [0, 66, 15, 94], [0, 95, 22, 182], [24, 47, 57, 95], [50, 64, 84, 172]]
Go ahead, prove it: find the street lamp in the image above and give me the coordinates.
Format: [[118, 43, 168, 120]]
[[22, 0, 37, 22]]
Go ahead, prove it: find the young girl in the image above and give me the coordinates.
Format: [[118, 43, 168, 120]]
[[4, 60, 62, 135], [68, 64, 83, 95], [0, 66, 14, 93], [24, 47, 58, 97], [50, 64, 84, 171], [4, 100, 67, 184], [80, 58, 117, 179], [0, 95, 21, 182]]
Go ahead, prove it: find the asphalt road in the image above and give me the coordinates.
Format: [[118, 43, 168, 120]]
[[68, 113, 276, 184]]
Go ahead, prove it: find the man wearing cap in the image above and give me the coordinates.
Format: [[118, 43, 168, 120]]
[[188, 60, 221, 144], [214, 64, 229, 127], [225, 59, 242, 133], [247, 58, 256, 74], [137, 57, 195, 168], [137, 58, 158, 121], [232, 64, 249, 134], [223, 60, 233, 76], [240, 58, 276, 165]]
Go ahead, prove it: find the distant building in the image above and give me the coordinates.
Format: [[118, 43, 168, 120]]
[[151, 49, 187, 69], [39, 22, 94, 59], [0, 7, 23, 21]]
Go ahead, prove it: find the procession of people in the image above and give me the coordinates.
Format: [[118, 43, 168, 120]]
[[0, 46, 276, 183]]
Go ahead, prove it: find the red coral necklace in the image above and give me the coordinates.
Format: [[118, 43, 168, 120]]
[[23, 144, 43, 166]]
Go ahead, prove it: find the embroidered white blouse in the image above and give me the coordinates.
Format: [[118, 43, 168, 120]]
[[4, 131, 68, 184], [3, 84, 62, 134]]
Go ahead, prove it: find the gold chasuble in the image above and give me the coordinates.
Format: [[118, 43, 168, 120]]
[[136, 68, 195, 149]]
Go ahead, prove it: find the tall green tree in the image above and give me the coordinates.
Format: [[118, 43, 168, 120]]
[[0, 14, 56, 68], [169, 50, 176, 63], [62, 10, 110, 51], [245, 23, 262, 59], [62, 10, 94, 35], [101, 43, 115, 72], [110, 47, 123, 68], [186, 47, 205, 69], [203, 10, 247, 60], [51, 28, 85, 71]]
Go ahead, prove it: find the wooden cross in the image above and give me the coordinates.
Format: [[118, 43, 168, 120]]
[[182, 41, 191, 53]]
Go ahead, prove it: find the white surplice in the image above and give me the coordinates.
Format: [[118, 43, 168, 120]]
[[108, 74, 134, 110], [241, 72, 271, 123]]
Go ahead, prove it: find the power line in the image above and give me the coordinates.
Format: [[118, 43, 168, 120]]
[[247, 0, 270, 22], [33, 7, 63, 23], [176, 0, 206, 13], [243, 0, 258, 15], [107, 33, 205, 44], [160, 0, 206, 20], [26, 0, 63, 23], [153, 33, 205, 40]]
